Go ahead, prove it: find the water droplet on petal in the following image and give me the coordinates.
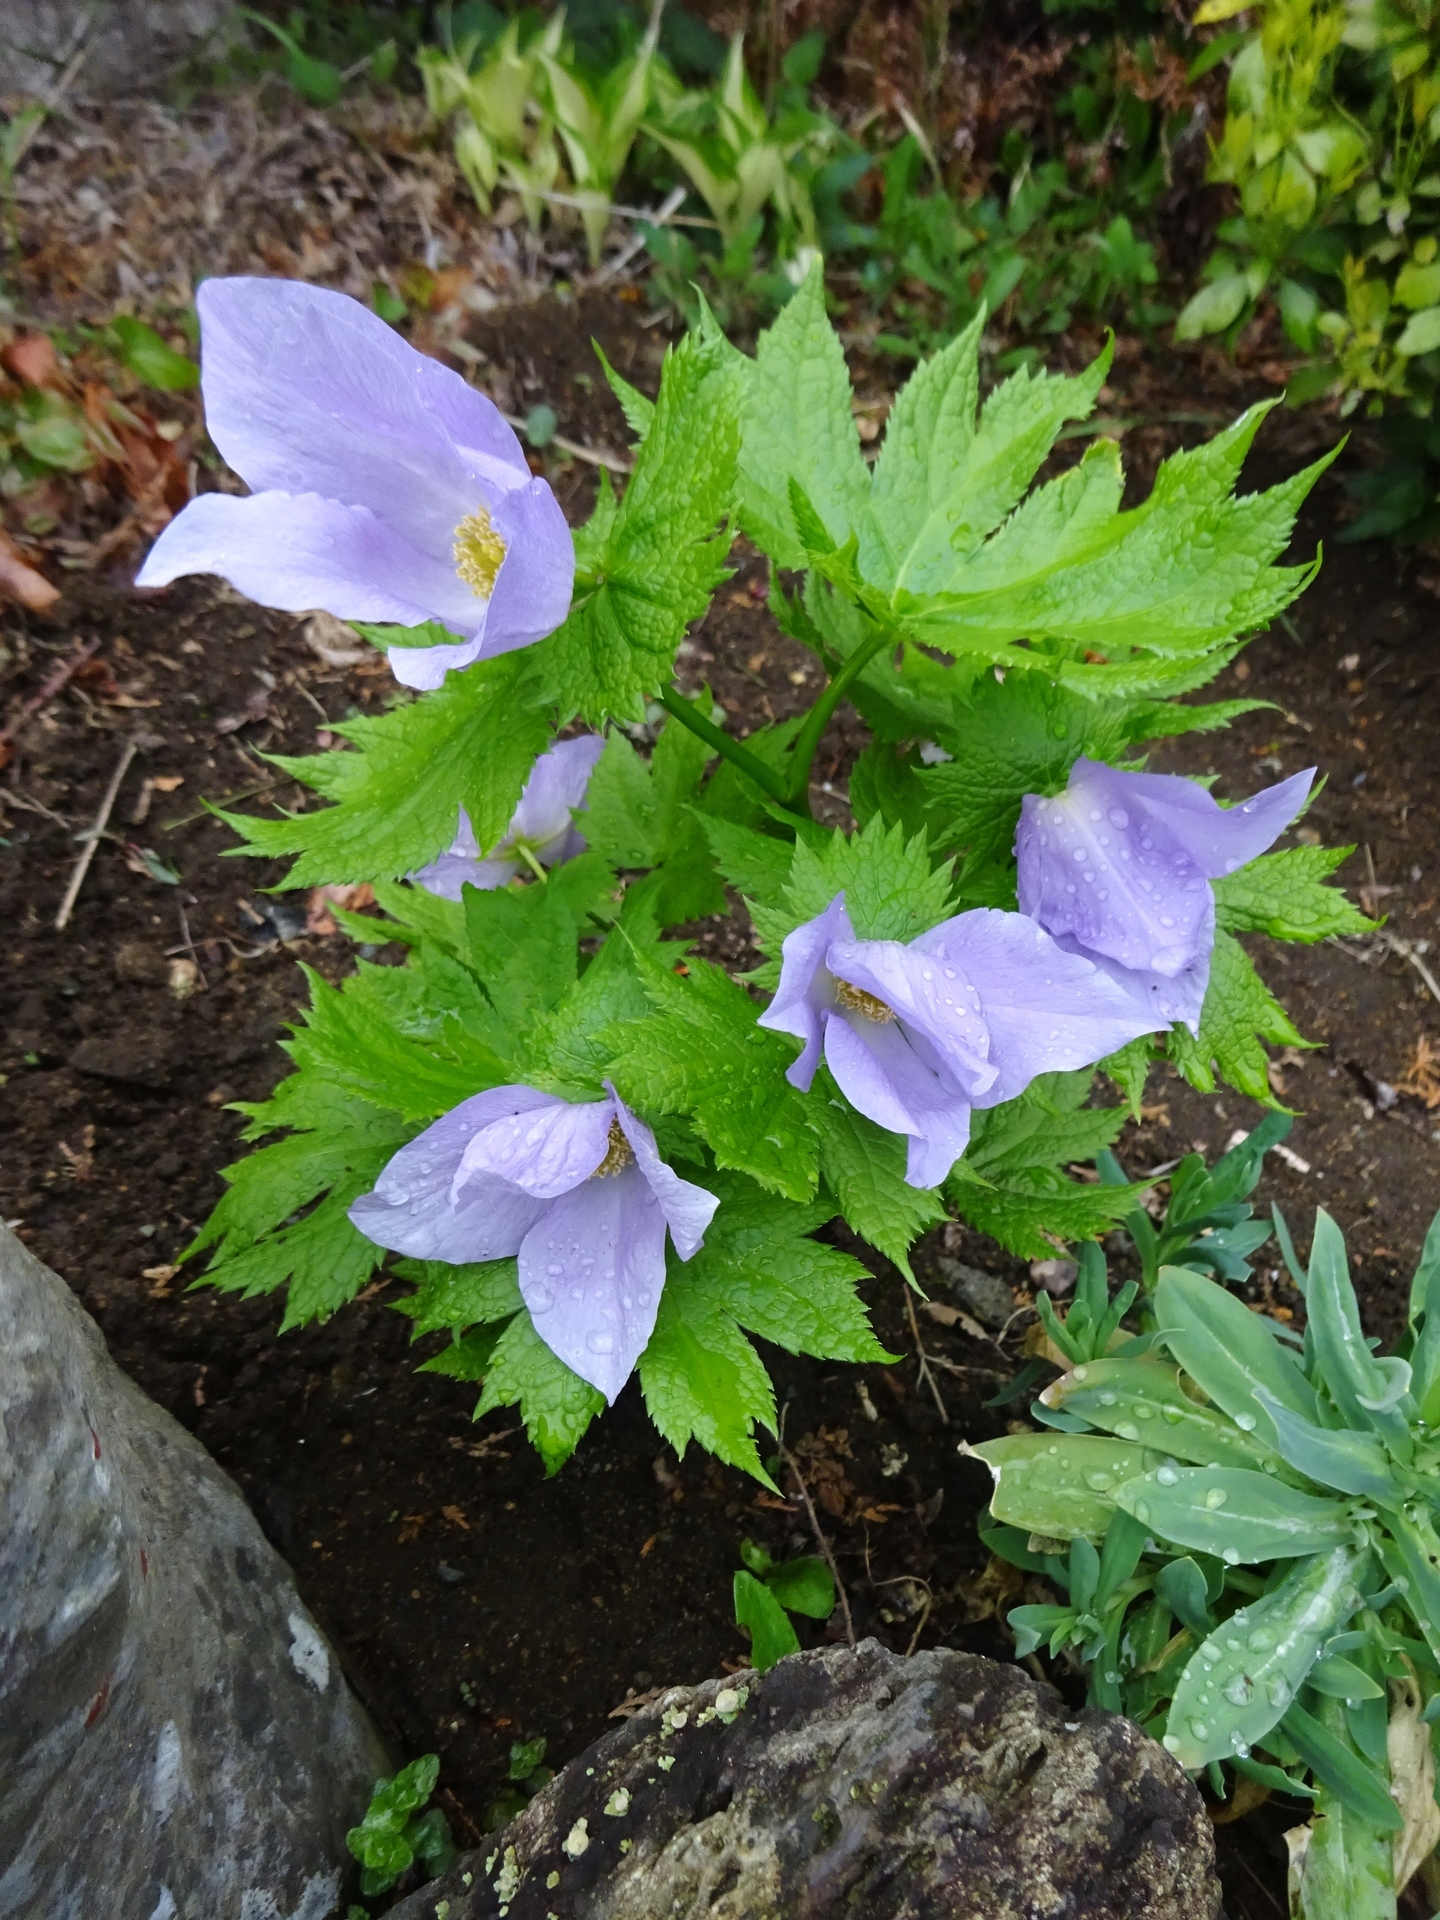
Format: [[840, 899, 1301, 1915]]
[[587, 1330, 614, 1354]]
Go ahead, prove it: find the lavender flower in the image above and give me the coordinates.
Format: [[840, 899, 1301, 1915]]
[[1015, 758, 1314, 1034], [757, 895, 1154, 1188], [349, 1080, 717, 1402], [135, 277, 574, 691], [409, 734, 605, 900]]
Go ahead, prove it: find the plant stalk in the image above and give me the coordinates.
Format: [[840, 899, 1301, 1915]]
[[781, 619, 897, 807], [655, 684, 799, 811]]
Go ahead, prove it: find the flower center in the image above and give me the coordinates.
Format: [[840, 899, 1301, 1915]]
[[453, 504, 507, 600], [835, 978, 896, 1023], [594, 1118, 633, 1178]]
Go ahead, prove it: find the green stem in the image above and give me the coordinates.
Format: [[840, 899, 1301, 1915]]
[[656, 684, 797, 811], [513, 841, 549, 883], [781, 621, 896, 808]]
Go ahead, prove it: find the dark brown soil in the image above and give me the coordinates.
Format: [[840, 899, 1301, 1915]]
[[4, 288, 1439, 1917]]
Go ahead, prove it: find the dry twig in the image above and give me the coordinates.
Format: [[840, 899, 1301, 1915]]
[[779, 1438, 856, 1650], [500, 409, 632, 474], [0, 637, 100, 752], [55, 735, 138, 930], [905, 1286, 950, 1424]]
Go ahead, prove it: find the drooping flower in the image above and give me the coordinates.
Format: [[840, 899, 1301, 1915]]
[[757, 894, 1154, 1189], [409, 734, 605, 900], [348, 1081, 717, 1402], [1015, 758, 1314, 1035], [134, 277, 574, 691]]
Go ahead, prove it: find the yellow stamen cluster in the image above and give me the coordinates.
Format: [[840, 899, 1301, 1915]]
[[453, 503, 507, 600], [594, 1118, 633, 1178], [835, 979, 896, 1024]]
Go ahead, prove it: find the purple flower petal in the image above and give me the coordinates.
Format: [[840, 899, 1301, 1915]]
[[518, 1163, 669, 1402], [822, 1010, 972, 1188], [756, 893, 854, 1090], [135, 491, 481, 631], [407, 820, 520, 901], [1016, 758, 1313, 986], [348, 1086, 553, 1261], [826, 935, 997, 1100], [606, 1082, 718, 1258], [456, 1095, 614, 1200], [388, 633, 488, 690], [507, 734, 606, 860], [1081, 761, 1316, 877], [1016, 767, 1210, 980], [912, 909, 1159, 1104], [481, 479, 580, 659], [408, 734, 605, 899], [138, 277, 575, 683], [1070, 934, 1211, 1038], [194, 277, 530, 557]]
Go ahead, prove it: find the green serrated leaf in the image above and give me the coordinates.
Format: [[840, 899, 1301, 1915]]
[[904, 412, 1335, 674], [640, 1269, 777, 1483], [1167, 930, 1306, 1103], [776, 816, 955, 946], [222, 651, 551, 887], [476, 1313, 605, 1473], [391, 1258, 523, 1335], [807, 1076, 943, 1278], [418, 1323, 510, 1380], [868, 324, 1110, 596], [606, 953, 819, 1200], [593, 341, 655, 440], [736, 259, 873, 570], [537, 327, 740, 722], [921, 674, 1133, 867], [1101, 1034, 1157, 1119], [681, 1172, 892, 1363], [1214, 845, 1376, 942]]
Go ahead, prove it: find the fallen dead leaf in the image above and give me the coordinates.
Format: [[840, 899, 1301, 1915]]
[[1397, 1034, 1440, 1109], [2, 333, 61, 388], [0, 531, 60, 612], [441, 1504, 470, 1530], [215, 686, 272, 734], [306, 881, 376, 936], [608, 1685, 668, 1719], [1390, 1664, 1440, 1891], [304, 609, 367, 666]]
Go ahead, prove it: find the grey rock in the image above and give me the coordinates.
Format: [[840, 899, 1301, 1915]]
[[929, 1254, 1016, 1329], [0, 1224, 389, 1920], [1, 3, 234, 96], [390, 1640, 1220, 1920]]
